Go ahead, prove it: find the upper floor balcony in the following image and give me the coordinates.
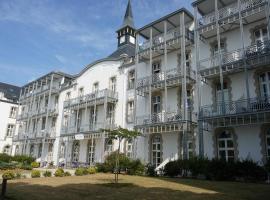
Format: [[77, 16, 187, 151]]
[[136, 8, 194, 60], [199, 40, 270, 78], [136, 67, 196, 95], [20, 84, 61, 100], [194, 0, 268, 37], [63, 89, 118, 109], [199, 96, 270, 127]]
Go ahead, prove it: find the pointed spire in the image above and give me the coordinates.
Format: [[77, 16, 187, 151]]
[[122, 0, 135, 29]]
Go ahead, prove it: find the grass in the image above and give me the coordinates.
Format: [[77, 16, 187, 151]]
[[2, 173, 270, 200]]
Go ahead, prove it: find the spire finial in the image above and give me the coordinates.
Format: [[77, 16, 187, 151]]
[[122, 0, 135, 29]]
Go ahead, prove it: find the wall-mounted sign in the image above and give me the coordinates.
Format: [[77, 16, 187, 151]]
[[75, 134, 84, 140]]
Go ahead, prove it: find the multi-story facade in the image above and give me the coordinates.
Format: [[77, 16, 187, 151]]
[[0, 82, 20, 155], [10, 0, 270, 168], [193, 0, 270, 163]]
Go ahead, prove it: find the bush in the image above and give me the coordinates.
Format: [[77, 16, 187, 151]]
[[54, 168, 65, 177], [43, 170, 52, 177], [31, 170, 41, 178], [64, 171, 71, 176], [15, 171, 22, 179], [87, 167, 96, 174], [104, 152, 130, 173], [2, 170, 15, 180], [164, 160, 181, 177], [95, 163, 107, 173], [0, 153, 12, 163], [19, 164, 33, 170], [12, 155, 35, 165], [0, 161, 16, 170], [127, 159, 145, 176], [31, 162, 40, 168], [75, 168, 88, 176], [145, 164, 156, 177]]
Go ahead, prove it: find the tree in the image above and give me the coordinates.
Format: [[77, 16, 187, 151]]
[[102, 126, 141, 183]]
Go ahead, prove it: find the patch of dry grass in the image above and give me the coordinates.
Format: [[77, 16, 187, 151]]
[[2, 173, 270, 200]]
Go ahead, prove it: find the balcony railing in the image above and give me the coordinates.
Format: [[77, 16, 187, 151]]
[[198, 0, 266, 28], [136, 67, 196, 89], [63, 89, 118, 108], [200, 96, 270, 119], [199, 40, 270, 71], [139, 28, 194, 52], [136, 110, 192, 126]]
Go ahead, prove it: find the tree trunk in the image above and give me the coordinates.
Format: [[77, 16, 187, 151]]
[[115, 138, 121, 183]]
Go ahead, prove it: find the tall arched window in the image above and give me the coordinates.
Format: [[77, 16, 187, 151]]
[[217, 130, 235, 162], [29, 144, 35, 157], [152, 135, 162, 168], [3, 145, 10, 154], [259, 72, 270, 98], [126, 139, 133, 158], [48, 144, 53, 162], [60, 142, 66, 158], [38, 143, 42, 158], [266, 129, 270, 159], [72, 141, 80, 162], [15, 145, 19, 155], [87, 139, 95, 165]]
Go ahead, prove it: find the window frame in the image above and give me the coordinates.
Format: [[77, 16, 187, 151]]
[[217, 130, 235, 162]]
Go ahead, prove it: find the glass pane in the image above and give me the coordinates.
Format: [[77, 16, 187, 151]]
[[219, 150, 226, 159], [219, 140, 225, 148], [228, 150, 234, 157], [267, 137, 270, 146], [227, 140, 234, 148]]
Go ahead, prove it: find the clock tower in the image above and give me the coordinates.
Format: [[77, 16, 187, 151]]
[[117, 0, 136, 47]]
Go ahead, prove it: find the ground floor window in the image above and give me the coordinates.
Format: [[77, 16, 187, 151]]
[[29, 144, 35, 157], [266, 129, 270, 159], [217, 130, 235, 162], [72, 141, 80, 162], [60, 142, 66, 158], [48, 144, 53, 162], [38, 143, 42, 158], [3, 145, 10, 154], [105, 139, 113, 154], [126, 139, 133, 158], [152, 135, 162, 168], [87, 139, 95, 165], [187, 141, 194, 159]]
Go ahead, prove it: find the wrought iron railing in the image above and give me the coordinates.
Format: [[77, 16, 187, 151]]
[[198, 0, 266, 28], [199, 40, 270, 71], [63, 89, 118, 108], [136, 110, 192, 126], [200, 96, 270, 118]]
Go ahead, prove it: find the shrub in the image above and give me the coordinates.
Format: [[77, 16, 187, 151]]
[[19, 164, 33, 170], [15, 171, 22, 179], [2, 170, 15, 180], [64, 171, 71, 176], [75, 168, 88, 176], [31, 170, 41, 178], [43, 170, 52, 177], [54, 168, 65, 177], [95, 163, 107, 173], [265, 159, 270, 173], [164, 160, 181, 177], [0, 161, 16, 170], [87, 167, 96, 174], [104, 152, 130, 173], [12, 155, 35, 165], [145, 164, 156, 177], [31, 162, 40, 168], [127, 159, 145, 176], [0, 153, 12, 163]]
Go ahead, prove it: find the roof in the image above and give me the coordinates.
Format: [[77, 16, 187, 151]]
[[108, 43, 135, 59], [119, 0, 135, 30], [192, 0, 235, 15], [0, 82, 21, 102]]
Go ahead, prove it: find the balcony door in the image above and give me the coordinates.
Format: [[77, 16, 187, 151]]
[[215, 82, 229, 114], [152, 95, 161, 123], [152, 62, 162, 83], [259, 72, 270, 99]]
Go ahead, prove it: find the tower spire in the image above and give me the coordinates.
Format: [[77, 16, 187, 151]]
[[122, 0, 135, 29]]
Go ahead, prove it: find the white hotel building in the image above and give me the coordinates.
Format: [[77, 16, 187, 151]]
[[10, 0, 270, 168]]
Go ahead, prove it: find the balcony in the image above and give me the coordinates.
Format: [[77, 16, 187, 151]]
[[197, 0, 267, 35], [199, 40, 270, 77], [136, 68, 196, 95], [63, 89, 118, 109], [13, 134, 27, 141], [17, 112, 29, 120], [199, 96, 270, 127]]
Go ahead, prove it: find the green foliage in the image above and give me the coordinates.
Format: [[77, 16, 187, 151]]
[[87, 167, 96, 174], [31, 162, 40, 168], [64, 171, 71, 176], [75, 168, 88, 176], [19, 164, 33, 170], [145, 164, 157, 177], [0, 161, 17, 170], [164, 160, 181, 177], [102, 127, 141, 141], [12, 155, 35, 165], [43, 170, 52, 177], [103, 152, 130, 172], [264, 159, 270, 173], [2, 170, 15, 180], [31, 170, 41, 178], [54, 168, 65, 177], [0, 153, 12, 162], [15, 171, 22, 179], [127, 159, 145, 176]]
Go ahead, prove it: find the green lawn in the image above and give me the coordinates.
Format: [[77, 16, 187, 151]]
[[3, 173, 270, 200]]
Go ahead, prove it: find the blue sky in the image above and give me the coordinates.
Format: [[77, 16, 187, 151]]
[[0, 0, 192, 86]]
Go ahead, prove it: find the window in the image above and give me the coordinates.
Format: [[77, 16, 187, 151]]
[[217, 130, 235, 162], [187, 141, 194, 159], [6, 124, 15, 137], [105, 139, 113, 153], [128, 70, 135, 90], [152, 135, 162, 168], [76, 110, 82, 132], [126, 139, 133, 158], [213, 42, 225, 55], [89, 107, 97, 129], [60, 142, 65, 158], [3, 145, 10, 154], [254, 27, 268, 43], [127, 101, 134, 123], [215, 82, 229, 105], [93, 82, 99, 93], [266, 129, 270, 159], [52, 117, 57, 128], [15, 145, 19, 155], [152, 62, 161, 82], [38, 143, 42, 158], [48, 144, 53, 162], [259, 72, 270, 98], [41, 117, 46, 130], [87, 139, 95, 165], [65, 92, 71, 100], [9, 107, 17, 118], [45, 97, 49, 107], [109, 77, 117, 92], [63, 115, 68, 128], [54, 95, 59, 107], [78, 87, 84, 97], [107, 104, 115, 124], [152, 96, 161, 113], [29, 144, 35, 157], [72, 141, 80, 162]]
